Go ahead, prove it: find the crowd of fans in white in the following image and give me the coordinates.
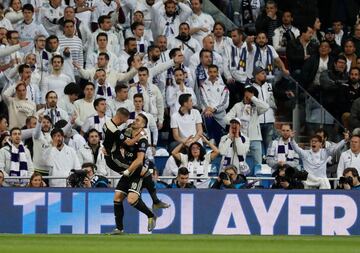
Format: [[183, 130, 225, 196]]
[[0, 0, 359, 190]]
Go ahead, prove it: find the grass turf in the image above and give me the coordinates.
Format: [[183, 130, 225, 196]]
[[0, 234, 359, 253]]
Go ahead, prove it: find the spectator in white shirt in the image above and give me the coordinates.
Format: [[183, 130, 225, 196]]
[[74, 82, 96, 127], [94, 69, 115, 100], [58, 82, 81, 117], [75, 52, 141, 88], [36, 90, 69, 125], [2, 82, 36, 129], [41, 55, 72, 102], [168, 22, 202, 66], [253, 31, 289, 81], [107, 83, 134, 117], [155, 35, 171, 63], [118, 37, 138, 72], [332, 20, 344, 46], [151, 0, 192, 39], [166, 68, 196, 116], [77, 128, 109, 176], [0, 4, 13, 31], [200, 64, 229, 145], [128, 66, 165, 129], [213, 21, 232, 58], [40, 0, 65, 35], [0, 127, 33, 186], [81, 97, 110, 139], [225, 85, 269, 167], [131, 21, 151, 54], [337, 135, 360, 177], [272, 11, 300, 54], [16, 4, 49, 55], [266, 123, 300, 171], [14, 64, 41, 106], [48, 128, 81, 187], [57, 6, 91, 53], [89, 15, 120, 55], [290, 131, 349, 189], [58, 20, 84, 76], [91, 0, 117, 32], [5, 0, 23, 27], [219, 118, 250, 175], [170, 93, 203, 151], [187, 0, 215, 45], [86, 32, 119, 70], [125, 10, 154, 43], [189, 35, 224, 75]]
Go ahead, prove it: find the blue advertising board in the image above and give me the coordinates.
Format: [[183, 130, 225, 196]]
[[0, 188, 359, 235]]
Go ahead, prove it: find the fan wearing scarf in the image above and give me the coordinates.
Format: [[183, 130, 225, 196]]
[[251, 31, 289, 81], [81, 97, 110, 140], [266, 123, 299, 171], [167, 22, 202, 66], [94, 69, 115, 100], [219, 118, 250, 175], [0, 127, 33, 186]]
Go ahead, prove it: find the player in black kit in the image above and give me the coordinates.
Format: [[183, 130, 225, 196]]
[[103, 108, 168, 234]]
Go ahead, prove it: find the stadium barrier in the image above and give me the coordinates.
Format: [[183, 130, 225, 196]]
[[0, 188, 359, 235]]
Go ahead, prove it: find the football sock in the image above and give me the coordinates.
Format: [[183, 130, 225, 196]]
[[113, 201, 124, 230], [131, 198, 154, 218]]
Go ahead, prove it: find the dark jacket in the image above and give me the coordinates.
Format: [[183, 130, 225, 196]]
[[350, 97, 360, 130], [319, 69, 348, 119], [211, 175, 247, 189], [301, 54, 335, 90], [255, 12, 282, 44], [168, 180, 196, 189], [286, 38, 318, 73]]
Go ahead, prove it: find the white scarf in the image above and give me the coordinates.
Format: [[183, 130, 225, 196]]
[[277, 138, 295, 163]]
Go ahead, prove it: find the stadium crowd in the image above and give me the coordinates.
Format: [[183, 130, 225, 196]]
[[0, 0, 359, 191]]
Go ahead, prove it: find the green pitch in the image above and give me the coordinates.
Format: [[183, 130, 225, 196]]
[[0, 234, 359, 253]]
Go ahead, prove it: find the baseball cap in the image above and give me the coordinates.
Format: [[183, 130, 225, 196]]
[[230, 118, 241, 124]]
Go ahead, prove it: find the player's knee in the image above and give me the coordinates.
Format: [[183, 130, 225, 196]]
[[114, 192, 125, 202], [127, 193, 139, 206]]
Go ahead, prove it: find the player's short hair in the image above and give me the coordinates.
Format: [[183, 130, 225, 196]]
[[178, 167, 189, 176], [93, 97, 106, 110], [51, 55, 64, 64], [96, 32, 108, 41], [45, 90, 57, 100], [63, 19, 75, 26], [208, 64, 218, 71], [179, 93, 192, 106], [199, 49, 212, 59], [22, 3, 34, 12], [50, 128, 64, 138], [138, 113, 148, 127], [174, 68, 184, 74], [18, 64, 30, 74], [98, 15, 110, 25], [131, 21, 144, 32], [138, 66, 149, 75], [10, 127, 21, 135], [98, 52, 110, 61], [169, 48, 181, 58], [310, 134, 322, 142], [84, 82, 95, 90], [115, 83, 128, 93], [125, 37, 137, 47], [133, 93, 144, 101], [116, 107, 130, 118]]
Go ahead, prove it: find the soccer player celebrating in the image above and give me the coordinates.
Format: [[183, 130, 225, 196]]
[[103, 108, 169, 234]]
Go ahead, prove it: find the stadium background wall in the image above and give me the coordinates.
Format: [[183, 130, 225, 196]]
[[0, 188, 359, 235]]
